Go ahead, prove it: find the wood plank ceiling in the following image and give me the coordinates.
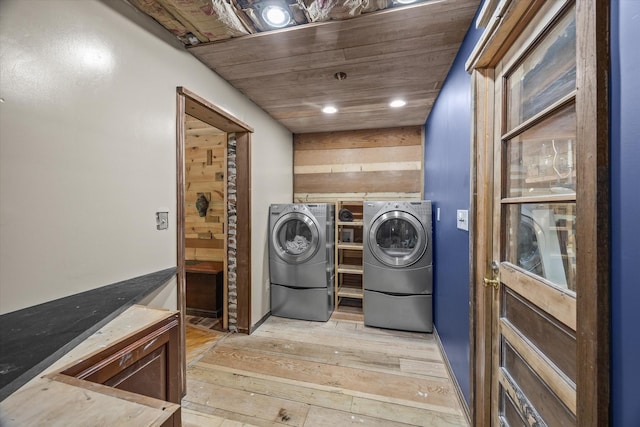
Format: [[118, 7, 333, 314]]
[[188, 0, 479, 133]]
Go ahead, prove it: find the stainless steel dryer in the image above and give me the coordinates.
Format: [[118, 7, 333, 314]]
[[363, 200, 433, 332], [269, 203, 334, 321]]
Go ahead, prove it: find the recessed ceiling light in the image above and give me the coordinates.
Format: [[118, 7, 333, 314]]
[[261, 5, 291, 28], [394, 0, 418, 4], [390, 99, 407, 108], [322, 106, 338, 114]]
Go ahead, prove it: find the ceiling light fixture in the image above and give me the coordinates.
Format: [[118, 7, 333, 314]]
[[261, 4, 291, 28], [322, 106, 338, 114], [390, 99, 407, 108], [394, 0, 419, 4]]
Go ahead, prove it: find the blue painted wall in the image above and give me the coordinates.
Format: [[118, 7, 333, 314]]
[[610, 1, 640, 425], [424, 0, 638, 422], [423, 16, 483, 404]]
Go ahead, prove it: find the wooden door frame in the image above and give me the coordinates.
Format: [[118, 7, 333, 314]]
[[176, 87, 254, 394], [467, 0, 610, 425], [469, 67, 495, 427]]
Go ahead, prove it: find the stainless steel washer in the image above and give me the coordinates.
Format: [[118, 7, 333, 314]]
[[269, 203, 334, 321], [363, 201, 432, 332]]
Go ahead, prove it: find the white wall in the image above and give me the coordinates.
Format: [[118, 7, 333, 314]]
[[138, 277, 178, 310], [0, 0, 292, 316], [251, 133, 294, 326]]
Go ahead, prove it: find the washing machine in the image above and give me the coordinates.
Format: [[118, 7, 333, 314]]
[[363, 200, 432, 332], [269, 203, 334, 321]]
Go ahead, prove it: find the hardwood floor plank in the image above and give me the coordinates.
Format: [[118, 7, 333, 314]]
[[187, 364, 353, 411], [302, 406, 416, 427], [350, 397, 469, 427], [183, 401, 287, 427], [197, 346, 458, 412], [355, 322, 434, 340], [399, 358, 449, 379], [193, 361, 462, 415], [252, 328, 442, 362], [183, 407, 256, 427], [185, 378, 310, 426], [192, 361, 462, 414], [333, 320, 359, 330], [218, 334, 449, 380], [253, 320, 441, 361], [184, 316, 469, 426], [219, 420, 258, 427], [263, 316, 435, 343], [186, 325, 226, 365], [219, 335, 402, 372], [220, 420, 258, 427]]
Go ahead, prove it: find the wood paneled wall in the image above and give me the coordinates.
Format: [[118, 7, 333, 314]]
[[293, 126, 423, 202], [185, 115, 226, 262]]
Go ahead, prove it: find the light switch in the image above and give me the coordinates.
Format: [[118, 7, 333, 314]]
[[156, 212, 169, 230], [456, 209, 469, 231]]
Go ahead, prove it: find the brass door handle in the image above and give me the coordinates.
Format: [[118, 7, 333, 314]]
[[482, 261, 500, 291], [483, 277, 499, 290], [484, 261, 500, 290]]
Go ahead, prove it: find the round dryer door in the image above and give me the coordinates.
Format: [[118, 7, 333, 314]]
[[272, 212, 320, 264], [368, 211, 427, 267], [517, 215, 543, 276]]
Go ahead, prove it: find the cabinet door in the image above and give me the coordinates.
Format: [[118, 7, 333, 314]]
[[61, 313, 181, 404]]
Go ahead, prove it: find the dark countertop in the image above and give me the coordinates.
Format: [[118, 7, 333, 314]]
[[0, 268, 176, 401]]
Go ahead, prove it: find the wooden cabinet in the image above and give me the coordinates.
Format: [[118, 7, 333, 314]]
[[185, 260, 224, 318], [335, 201, 364, 319], [59, 311, 181, 405], [1, 306, 182, 426]]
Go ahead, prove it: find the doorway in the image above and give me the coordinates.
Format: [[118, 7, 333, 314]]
[[468, 1, 609, 425], [182, 114, 227, 330], [176, 87, 254, 393]]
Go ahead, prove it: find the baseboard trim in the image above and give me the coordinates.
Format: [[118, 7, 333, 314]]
[[433, 326, 472, 425], [249, 311, 271, 334]]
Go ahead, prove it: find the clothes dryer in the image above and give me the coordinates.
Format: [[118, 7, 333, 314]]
[[269, 203, 334, 321], [363, 201, 432, 332]]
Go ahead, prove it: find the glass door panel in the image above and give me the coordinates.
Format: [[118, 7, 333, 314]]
[[504, 203, 576, 291], [505, 104, 576, 198], [506, 8, 576, 130]]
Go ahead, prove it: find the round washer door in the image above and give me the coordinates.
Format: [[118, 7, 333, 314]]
[[272, 212, 320, 264], [368, 210, 427, 267]]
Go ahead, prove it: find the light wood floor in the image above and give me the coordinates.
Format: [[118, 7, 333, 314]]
[[182, 315, 470, 427]]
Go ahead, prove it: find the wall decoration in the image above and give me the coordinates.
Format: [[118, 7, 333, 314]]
[[196, 193, 210, 217]]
